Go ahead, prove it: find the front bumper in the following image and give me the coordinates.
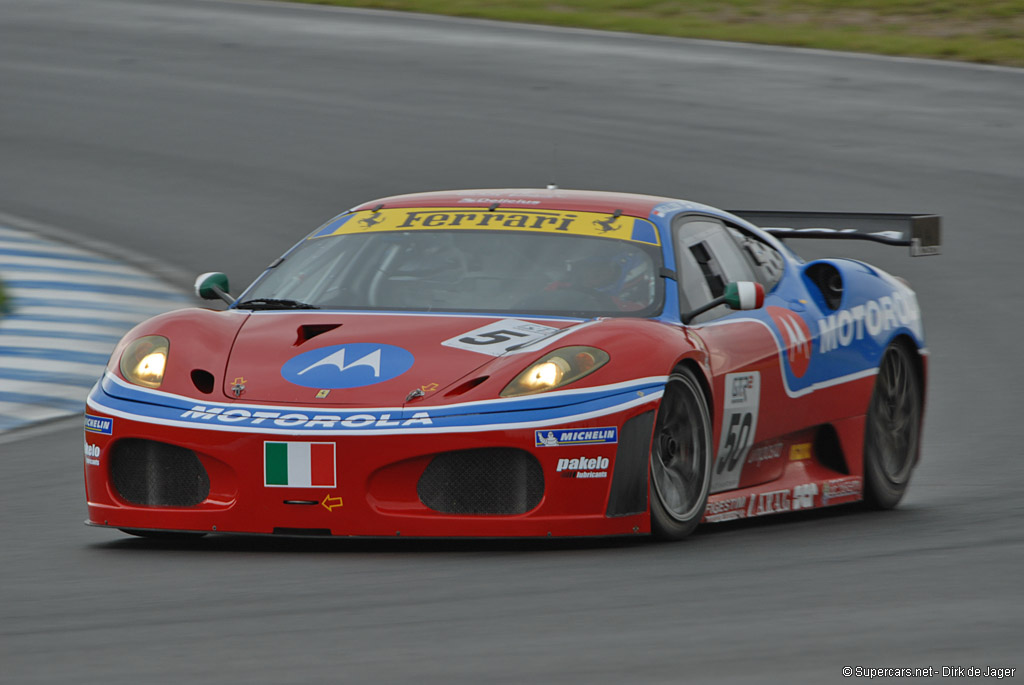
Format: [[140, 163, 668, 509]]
[[84, 377, 663, 538]]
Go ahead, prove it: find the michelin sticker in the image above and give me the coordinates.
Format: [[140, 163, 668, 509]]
[[85, 414, 113, 435], [711, 371, 761, 494], [443, 319, 559, 357], [535, 427, 618, 447]]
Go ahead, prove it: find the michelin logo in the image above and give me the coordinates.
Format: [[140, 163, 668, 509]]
[[535, 427, 618, 447], [84, 414, 113, 435]]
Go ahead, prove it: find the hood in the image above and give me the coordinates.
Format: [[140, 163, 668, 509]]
[[221, 312, 581, 406]]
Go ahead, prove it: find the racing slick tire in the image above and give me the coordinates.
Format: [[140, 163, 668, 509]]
[[649, 368, 713, 540], [863, 340, 923, 509]]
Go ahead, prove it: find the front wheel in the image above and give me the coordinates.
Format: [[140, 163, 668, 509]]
[[649, 368, 713, 540], [863, 341, 923, 509]]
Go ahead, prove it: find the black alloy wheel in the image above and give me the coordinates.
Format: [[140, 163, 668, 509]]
[[649, 368, 713, 540]]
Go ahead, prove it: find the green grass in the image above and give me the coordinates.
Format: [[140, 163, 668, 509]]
[[282, 0, 1024, 67]]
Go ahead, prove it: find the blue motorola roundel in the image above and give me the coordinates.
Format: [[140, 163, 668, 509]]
[[280, 343, 415, 389]]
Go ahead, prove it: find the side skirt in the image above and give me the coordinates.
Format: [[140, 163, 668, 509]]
[[703, 418, 866, 524]]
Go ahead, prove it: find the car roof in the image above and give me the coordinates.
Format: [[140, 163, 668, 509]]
[[349, 188, 680, 217]]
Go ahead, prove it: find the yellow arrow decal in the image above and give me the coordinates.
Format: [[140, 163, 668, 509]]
[[321, 494, 344, 511]]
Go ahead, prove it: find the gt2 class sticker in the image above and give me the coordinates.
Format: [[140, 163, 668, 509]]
[[535, 427, 618, 447], [443, 319, 558, 357], [711, 371, 761, 494]]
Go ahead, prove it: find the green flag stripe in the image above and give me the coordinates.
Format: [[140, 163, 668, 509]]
[[265, 442, 289, 485]]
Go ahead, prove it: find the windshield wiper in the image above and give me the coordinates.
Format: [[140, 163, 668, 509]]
[[234, 298, 320, 310]]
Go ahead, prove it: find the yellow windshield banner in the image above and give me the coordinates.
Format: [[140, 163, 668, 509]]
[[316, 208, 661, 245]]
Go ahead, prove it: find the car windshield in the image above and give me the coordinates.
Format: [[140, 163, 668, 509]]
[[240, 228, 664, 318]]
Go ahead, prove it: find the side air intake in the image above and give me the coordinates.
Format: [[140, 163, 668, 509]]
[[109, 439, 210, 507], [606, 411, 656, 517], [418, 448, 544, 515]]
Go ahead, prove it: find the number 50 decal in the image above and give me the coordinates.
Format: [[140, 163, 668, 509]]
[[442, 319, 558, 356], [710, 371, 761, 494]]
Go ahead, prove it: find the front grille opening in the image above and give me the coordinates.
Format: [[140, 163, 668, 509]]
[[110, 439, 210, 507], [418, 448, 544, 515]]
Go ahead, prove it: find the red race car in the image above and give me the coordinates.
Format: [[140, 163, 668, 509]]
[[83, 188, 939, 540]]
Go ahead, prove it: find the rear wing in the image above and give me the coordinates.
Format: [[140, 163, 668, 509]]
[[729, 211, 941, 257]]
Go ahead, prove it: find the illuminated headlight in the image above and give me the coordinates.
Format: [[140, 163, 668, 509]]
[[500, 346, 609, 397], [119, 336, 169, 388]]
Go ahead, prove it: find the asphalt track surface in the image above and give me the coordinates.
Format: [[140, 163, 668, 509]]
[[2, 1, 1023, 683]]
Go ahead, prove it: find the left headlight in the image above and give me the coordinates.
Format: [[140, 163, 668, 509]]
[[500, 346, 609, 397], [119, 335, 169, 388]]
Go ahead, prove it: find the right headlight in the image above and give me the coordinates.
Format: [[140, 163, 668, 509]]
[[119, 335, 169, 389], [500, 346, 609, 397]]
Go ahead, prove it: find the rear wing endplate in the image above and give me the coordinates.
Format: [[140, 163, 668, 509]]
[[729, 211, 941, 257]]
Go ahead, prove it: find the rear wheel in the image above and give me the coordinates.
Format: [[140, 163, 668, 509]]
[[863, 341, 923, 509], [649, 368, 712, 540]]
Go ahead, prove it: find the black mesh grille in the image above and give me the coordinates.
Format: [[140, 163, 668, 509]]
[[418, 448, 544, 515], [109, 439, 210, 507]]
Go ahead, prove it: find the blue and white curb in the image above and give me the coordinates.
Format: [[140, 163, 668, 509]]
[[0, 225, 191, 432]]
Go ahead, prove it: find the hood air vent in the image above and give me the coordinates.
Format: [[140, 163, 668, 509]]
[[296, 323, 342, 345], [191, 369, 215, 394], [444, 376, 489, 397]]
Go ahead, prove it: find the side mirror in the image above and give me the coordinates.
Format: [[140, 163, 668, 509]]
[[194, 272, 235, 305], [682, 281, 764, 324]]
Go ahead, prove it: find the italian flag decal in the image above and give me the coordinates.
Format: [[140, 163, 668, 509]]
[[264, 442, 336, 488]]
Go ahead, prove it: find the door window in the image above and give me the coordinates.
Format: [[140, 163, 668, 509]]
[[673, 217, 757, 323]]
